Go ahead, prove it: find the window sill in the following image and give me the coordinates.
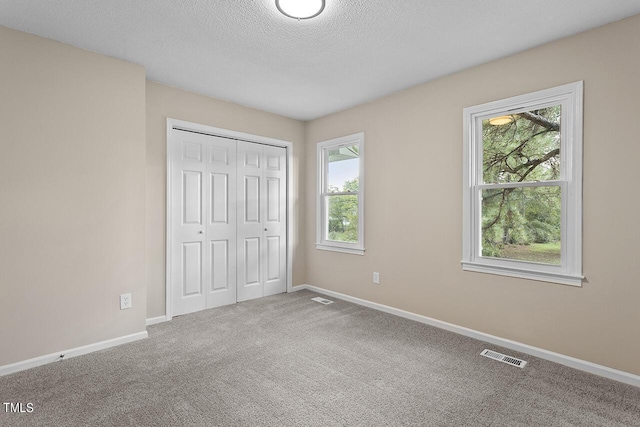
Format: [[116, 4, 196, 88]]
[[316, 244, 365, 256], [461, 261, 583, 287]]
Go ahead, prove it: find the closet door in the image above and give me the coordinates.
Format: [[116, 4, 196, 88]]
[[236, 141, 287, 302], [170, 128, 288, 315], [262, 144, 287, 297], [206, 136, 237, 308], [170, 129, 209, 316]]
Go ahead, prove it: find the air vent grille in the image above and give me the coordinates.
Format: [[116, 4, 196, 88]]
[[311, 296, 333, 305], [481, 349, 527, 368]]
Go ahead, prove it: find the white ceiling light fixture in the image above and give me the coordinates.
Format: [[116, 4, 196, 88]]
[[276, 0, 325, 20]]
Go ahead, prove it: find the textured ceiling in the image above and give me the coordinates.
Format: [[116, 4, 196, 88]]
[[2, 0, 640, 120]]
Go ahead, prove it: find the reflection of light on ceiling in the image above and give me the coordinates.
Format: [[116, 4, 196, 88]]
[[489, 115, 514, 126]]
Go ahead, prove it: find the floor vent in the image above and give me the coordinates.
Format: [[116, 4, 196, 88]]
[[311, 296, 334, 305], [481, 349, 527, 368]]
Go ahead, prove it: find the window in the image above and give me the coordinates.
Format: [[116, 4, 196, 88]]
[[462, 82, 583, 286], [317, 132, 365, 255]]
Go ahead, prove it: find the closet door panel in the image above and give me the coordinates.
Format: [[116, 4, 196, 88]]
[[206, 136, 237, 308], [170, 130, 208, 316], [237, 141, 265, 302], [262, 145, 287, 297], [210, 240, 229, 291]]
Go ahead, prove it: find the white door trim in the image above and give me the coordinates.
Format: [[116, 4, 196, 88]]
[[165, 118, 294, 321]]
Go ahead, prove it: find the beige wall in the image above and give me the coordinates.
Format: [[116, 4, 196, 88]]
[[145, 82, 306, 318], [304, 14, 640, 376], [0, 27, 147, 365]]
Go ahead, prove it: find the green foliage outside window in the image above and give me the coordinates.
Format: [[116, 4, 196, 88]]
[[481, 106, 562, 264], [327, 178, 359, 243]]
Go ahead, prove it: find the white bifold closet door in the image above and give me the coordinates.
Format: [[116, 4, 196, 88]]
[[170, 129, 286, 316], [236, 141, 287, 302]]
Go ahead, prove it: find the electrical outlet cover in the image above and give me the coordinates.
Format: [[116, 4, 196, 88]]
[[120, 293, 132, 310]]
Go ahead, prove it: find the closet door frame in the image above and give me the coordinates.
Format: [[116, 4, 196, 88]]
[[165, 118, 294, 321]]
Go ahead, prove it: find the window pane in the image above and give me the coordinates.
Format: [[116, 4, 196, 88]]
[[327, 145, 359, 193], [326, 194, 358, 243], [483, 105, 561, 184], [481, 186, 561, 265]]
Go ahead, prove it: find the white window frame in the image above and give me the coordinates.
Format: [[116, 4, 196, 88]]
[[462, 81, 583, 286], [316, 132, 365, 255]]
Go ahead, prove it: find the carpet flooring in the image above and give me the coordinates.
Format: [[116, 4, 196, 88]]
[[1, 290, 639, 426]]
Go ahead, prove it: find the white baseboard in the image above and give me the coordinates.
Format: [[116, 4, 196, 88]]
[[0, 331, 148, 377], [299, 284, 640, 388], [146, 315, 169, 326]]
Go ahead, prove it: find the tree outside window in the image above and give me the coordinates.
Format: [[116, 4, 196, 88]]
[[481, 106, 562, 265]]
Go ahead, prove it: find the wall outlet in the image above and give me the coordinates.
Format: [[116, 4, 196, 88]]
[[373, 272, 380, 285], [120, 293, 132, 310]]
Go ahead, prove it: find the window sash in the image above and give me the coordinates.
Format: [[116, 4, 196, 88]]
[[322, 191, 358, 196], [475, 183, 565, 265], [475, 99, 568, 186], [476, 180, 563, 190], [323, 143, 360, 194], [324, 194, 359, 244]]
